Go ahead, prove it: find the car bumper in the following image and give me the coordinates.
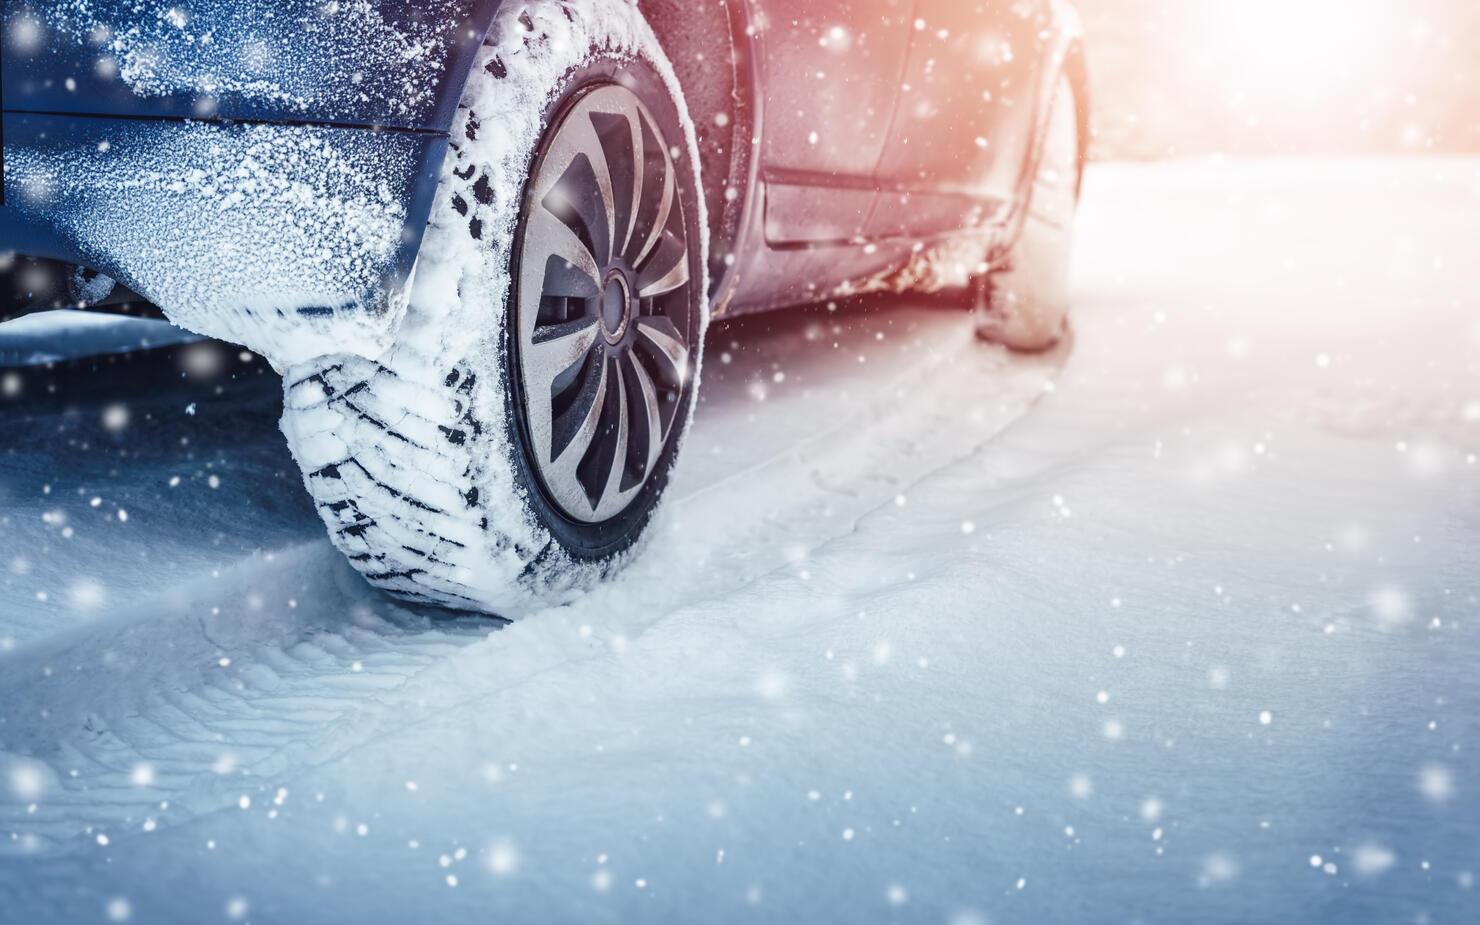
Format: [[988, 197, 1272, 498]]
[[1, 113, 445, 367]]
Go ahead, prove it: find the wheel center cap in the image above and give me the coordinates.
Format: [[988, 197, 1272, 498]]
[[600, 272, 632, 345]]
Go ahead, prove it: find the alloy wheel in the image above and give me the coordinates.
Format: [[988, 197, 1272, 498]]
[[514, 83, 694, 524]]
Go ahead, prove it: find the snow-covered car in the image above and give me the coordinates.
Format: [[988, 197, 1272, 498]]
[[0, 0, 1088, 613]]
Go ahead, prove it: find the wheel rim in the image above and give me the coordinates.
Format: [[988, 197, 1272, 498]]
[[515, 83, 693, 524]]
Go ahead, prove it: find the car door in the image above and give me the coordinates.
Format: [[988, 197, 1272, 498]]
[[751, 0, 915, 244], [868, 0, 1051, 239]]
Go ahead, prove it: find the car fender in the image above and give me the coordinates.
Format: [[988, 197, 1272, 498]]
[[997, 0, 1089, 259], [0, 1, 529, 368], [2, 1, 504, 130]]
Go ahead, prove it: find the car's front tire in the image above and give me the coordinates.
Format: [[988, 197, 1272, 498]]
[[972, 76, 1081, 351], [280, 1, 706, 615]]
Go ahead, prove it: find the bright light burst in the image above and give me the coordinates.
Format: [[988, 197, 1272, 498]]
[[1181, 0, 1387, 102]]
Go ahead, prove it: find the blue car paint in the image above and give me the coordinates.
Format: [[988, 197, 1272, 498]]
[[0, 1, 503, 354], [2, 110, 447, 362], [1, 1, 502, 130], [1, 1, 1089, 344]]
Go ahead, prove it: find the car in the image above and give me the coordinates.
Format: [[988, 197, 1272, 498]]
[[1, 0, 1088, 614]]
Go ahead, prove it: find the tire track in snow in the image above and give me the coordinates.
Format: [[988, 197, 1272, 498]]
[[0, 301, 1062, 855]]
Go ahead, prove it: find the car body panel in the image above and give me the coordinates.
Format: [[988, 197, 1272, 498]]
[[1, 0, 499, 130], [751, 0, 913, 180], [746, 0, 912, 244], [874, 0, 1053, 233], [763, 181, 876, 246], [0, 111, 444, 366], [715, 0, 1082, 315], [0, 0, 1085, 359]]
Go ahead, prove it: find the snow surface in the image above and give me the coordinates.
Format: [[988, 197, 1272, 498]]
[[1, 159, 1478, 922], [0, 310, 201, 366]]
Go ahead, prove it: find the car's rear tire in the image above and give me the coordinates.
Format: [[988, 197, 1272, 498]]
[[972, 76, 1081, 351], [279, 1, 706, 615]]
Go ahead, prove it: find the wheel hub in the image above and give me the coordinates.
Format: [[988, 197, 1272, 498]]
[[600, 270, 633, 345]]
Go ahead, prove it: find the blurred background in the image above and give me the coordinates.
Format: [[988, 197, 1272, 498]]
[[1078, 0, 1480, 159]]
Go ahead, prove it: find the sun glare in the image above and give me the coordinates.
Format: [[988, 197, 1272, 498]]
[[1183, 0, 1389, 103]]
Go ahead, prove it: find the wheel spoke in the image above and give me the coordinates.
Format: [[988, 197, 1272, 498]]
[[524, 206, 602, 299], [629, 113, 673, 268], [599, 359, 632, 507], [548, 350, 608, 468], [626, 352, 665, 478], [636, 229, 689, 298], [529, 315, 599, 362], [591, 110, 644, 261], [540, 115, 616, 265], [538, 252, 601, 302], [634, 315, 689, 385], [623, 110, 646, 261]]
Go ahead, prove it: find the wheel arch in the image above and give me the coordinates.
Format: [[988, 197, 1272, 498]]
[[642, 0, 758, 300], [430, 1, 758, 305], [995, 0, 1090, 260]]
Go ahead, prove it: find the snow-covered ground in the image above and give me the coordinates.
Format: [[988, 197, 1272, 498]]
[[1, 159, 1477, 923], [0, 311, 200, 367]]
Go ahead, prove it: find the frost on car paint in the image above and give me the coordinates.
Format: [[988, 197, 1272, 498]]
[[3, 117, 436, 365], [13, 0, 474, 124], [280, 0, 709, 612]]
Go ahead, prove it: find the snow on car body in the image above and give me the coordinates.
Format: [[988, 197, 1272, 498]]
[[0, 0, 1088, 614]]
